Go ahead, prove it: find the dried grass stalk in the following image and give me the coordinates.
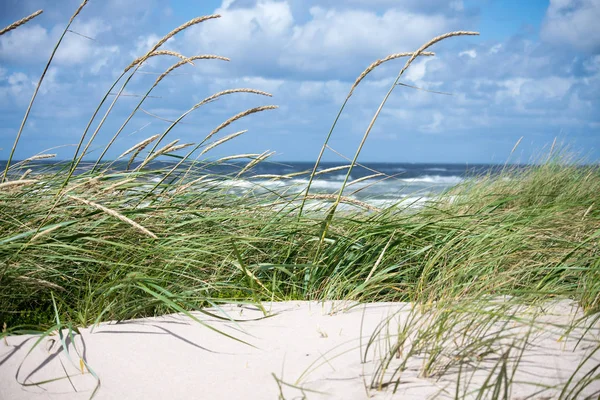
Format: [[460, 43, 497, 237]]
[[347, 173, 385, 187], [22, 153, 57, 162], [397, 31, 479, 80], [365, 231, 396, 283], [154, 139, 180, 155], [215, 153, 260, 163], [119, 134, 160, 159], [68, 195, 157, 239], [0, 179, 37, 189], [250, 174, 290, 180], [303, 194, 381, 212], [148, 50, 188, 62], [200, 130, 247, 156], [314, 165, 352, 176], [101, 178, 137, 193], [207, 106, 277, 143], [135, 139, 179, 171], [62, 176, 105, 198], [193, 88, 273, 110], [0, 10, 43, 36], [126, 50, 190, 73], [236, 151, 275, 177], [511, 136, 524, 155], [348, 51, 435, 97], [69, 0, 88, 24], [148, 90, 273, 158], [15, 275, 66, 291], [167, 143, 194, 152], [20, 169, 33, 180], [31, 224, 67, 242], [153, 55, 229, 86], [175, 175, 210, 194], [125, 15, 220, 72], [150, 15, 220, 54]]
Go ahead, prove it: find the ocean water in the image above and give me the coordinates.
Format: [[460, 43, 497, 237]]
[[1, 160, 510, 210], [206, 161, 508, 209]]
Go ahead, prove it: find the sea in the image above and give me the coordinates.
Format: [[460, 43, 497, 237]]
[[214, 161, 509, 210], [2, 160, 511, 210]]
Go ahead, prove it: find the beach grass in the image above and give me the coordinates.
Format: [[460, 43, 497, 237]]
[[1, 4, 599, 399], [2, 157, 597, 328]]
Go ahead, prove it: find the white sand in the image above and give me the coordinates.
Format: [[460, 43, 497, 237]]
[[1, 300, 599, 399]]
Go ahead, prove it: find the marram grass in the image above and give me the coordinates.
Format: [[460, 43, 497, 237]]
[[1, 158, 598, 328]]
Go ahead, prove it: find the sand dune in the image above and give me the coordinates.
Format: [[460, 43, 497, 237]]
[[1, 300, 599, 399]]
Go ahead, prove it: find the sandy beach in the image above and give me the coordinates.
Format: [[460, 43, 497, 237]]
[[1, 300, 599, 400]]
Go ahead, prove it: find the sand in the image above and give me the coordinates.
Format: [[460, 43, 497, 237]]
[[1, 300, 599, 399]]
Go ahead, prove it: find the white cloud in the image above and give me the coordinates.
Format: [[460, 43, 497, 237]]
[[180, 0, 462, 78], [133, 34, 163, 56], [421, 111, 444, 133], [449, 1, 464, 12], [281, 7, 457, 73], [584, 55, 600, 73], [0, 18, 118, 71], [201, 75, 285, 95], [489, 44, 502, 54], [7, 72, 30, 87], [297, 80, 325, 99], [89, 46, 120, 75], [459, 49, 477, 58], [541, 0, 600, 53], [0, 72, 34, 108], [403, 59, 433, 83], [295, 0, 466, 14], [70, 17, 112, 39], [0, 24, 53, 64]]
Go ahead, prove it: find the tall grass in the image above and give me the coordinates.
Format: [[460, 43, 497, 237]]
[[1, 4, 599, 399]]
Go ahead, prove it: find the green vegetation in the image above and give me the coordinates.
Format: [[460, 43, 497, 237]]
[[1, 156, 598, 330], [1, 4, 599, 399]]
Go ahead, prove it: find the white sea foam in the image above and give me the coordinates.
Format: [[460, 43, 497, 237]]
[[288, 178, 342, 191], [330, 174, 351, 181], [183, 174, 463, 209], [425, 167, 448, 172], [399, 175, 463, 185]]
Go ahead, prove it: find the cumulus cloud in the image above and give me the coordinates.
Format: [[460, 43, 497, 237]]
[[0, 17, 117, 71], [0, 0, 598, 162], [180, 0, 465, 80], [281, 7, 458, 73], [459, 49, 476, 58], [0, 24, 54, 64], [541, 0, 600, 53], [287, 0, 466, 15]]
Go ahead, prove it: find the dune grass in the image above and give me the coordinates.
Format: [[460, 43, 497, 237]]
[[1, 4, 599, 399], [3, 157, 596, 328]]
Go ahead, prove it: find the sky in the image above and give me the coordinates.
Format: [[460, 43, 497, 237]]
[[0, 0, 599, 164]]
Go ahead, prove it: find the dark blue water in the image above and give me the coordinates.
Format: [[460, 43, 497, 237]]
[[1, 160, 511, 208]]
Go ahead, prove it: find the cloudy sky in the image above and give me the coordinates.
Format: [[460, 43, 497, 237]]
[[0, 0, 598, 163]]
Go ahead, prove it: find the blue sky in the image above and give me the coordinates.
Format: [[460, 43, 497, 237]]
[[0, 0, 598, 163]]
